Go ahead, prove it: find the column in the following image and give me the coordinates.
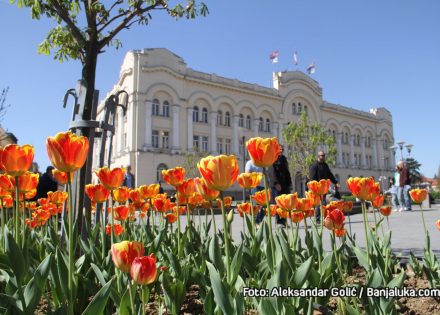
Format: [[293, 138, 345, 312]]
[[171, 104, 180, 152], [144, 101, 152, 149], [271, 122, 279, 139], [389, 147, 396, 169], [187, 107, 194, 151], [361, 137, 367, 169], [210, 111, 217, 154], [253, 119, 259, 137], [371, 138, 378, 169], [376, 138, 384, 170], [232, 115, 239, 156], [337, 133, 343, 167], [349, 135, 355, 168]]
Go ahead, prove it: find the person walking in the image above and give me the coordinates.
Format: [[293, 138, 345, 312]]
[[272, 145, 292, 227], [309, 150, 340, 223], [396, 160, 411, 211], [123, 165, 135, 188], [385, 177, 399, 212], [36, 166, 58, 199]]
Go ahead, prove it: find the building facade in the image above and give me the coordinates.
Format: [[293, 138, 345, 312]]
[[96, 48, 395, 195]]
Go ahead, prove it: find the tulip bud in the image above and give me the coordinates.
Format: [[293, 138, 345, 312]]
[[227, 209, 234, 223], [111, 241, 144, 273], [130, 254, 157, 285]]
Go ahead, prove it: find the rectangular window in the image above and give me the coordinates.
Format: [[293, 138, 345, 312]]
[[225, 138, 231, 155], [162, 131, 169, 149], [217, 138, 223, 154], [202, 136, 208, 152], [152, 130, 159, 148], [239, 138, 244, 155], [193, 135, 200, 151]]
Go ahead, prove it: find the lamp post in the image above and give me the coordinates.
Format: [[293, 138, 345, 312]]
[[405, 144, 413, 158], [389, 145, 397, 170], [396, 140, 405, 160]]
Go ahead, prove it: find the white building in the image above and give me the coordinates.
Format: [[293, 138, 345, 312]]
[[96, 48, 394, 196]]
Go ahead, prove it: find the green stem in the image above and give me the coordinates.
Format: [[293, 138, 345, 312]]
[[361, 201, 371, 267], [101, 204, 106, 260], [142, 286, 147, 315], [1, 199, 4, 250], [262, 169, 276, 268], [419, 204, 427, 236], [249, 195, 256, 238], [110, 194, 115, 246], [319, 199, 324, 236], [372, 206, 378, 237], [128, 281, 135, 315], [386, 216, 390, 230], [67, 173, 74, 315], [197, 207, 201, 235], [348, 213, 353, 236], [186, 204, 192, 243], [14, 176, 20, 244], [210, 207, 217, 235], [220, 192, 231, 284], [176, 193, 182, 258]]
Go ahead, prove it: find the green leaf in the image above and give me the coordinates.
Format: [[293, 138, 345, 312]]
[[230, 244, 243, 285], [367, 268, 382, 288], [266, 238, 274, 272], [353, 246, 369, 271], [276, 233, 295, 272], [24, 254, 52, 312], [203, 288, 215, 315], [387, 271, 405, 288], [293, 256, 313, 288], [206, 262, 234, 315], [56, 248, 69, 298], [91, 263, 107, 286], [5, 230, 25, 285], [259, 298, 277, 315], [118, 289, 131, 315], [209, 234, 224, 273], [81, 278, 114, 315]]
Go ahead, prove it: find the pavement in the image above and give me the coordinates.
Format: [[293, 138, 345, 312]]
[[176, 204, 440, 258]]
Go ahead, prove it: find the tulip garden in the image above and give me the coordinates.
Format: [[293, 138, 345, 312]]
[[0, 132, 439, 315]]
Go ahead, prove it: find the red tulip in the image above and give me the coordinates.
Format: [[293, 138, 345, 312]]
[[130, 254, 157, 285]]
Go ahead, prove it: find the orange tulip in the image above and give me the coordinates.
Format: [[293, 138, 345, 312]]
[[324, 209, 345, 230], [85, 184, 110, 203], [436, 220, 440, 231], [111, 241, 144, 273], [379, 206, 392, 216], [129, 188, 145, 203], [252, 189, 271, 206], [266, 204, 277, 217], [341, 201, 353, 213], [237, 172, 263, 189], [0, 174, 14, 192], [236, 203, 251, 217], [276, 207, 289, 219], [38, 198, 49, 206], [177, 178, 196, 202], [307, 179, 331, 196], [25, 219, 37, 229], [10, 172, 39, 193], [112, 186, 130, 203], [305, 191, 321, 207], [291, 211, 304, 223], [153, 194, 173, 212], [164, 212, 178, 224], [188, 193, 204, 209], [95, 167, 125, 190], [52, 169, 73, 185], [409, 189, 428, 204], [346, 177, 377, 201], [47, 191, 68, 206], [193, 177, 220, 200], [198, 155, 239, 191], [0, 186, 11, 198], [275, 193, 298, 211], [334, 228, 347, 237], [162, 167, 185, 187], [46, 131, 89, 173], [138, 184, 160, 199], [366, 182, 381, 202], [223, 196, 233, 208], [130, 254, 157, 285], [295, 197, 313, 212], [113, 205, 130, 221], [372, 194, 385, 208], [173, 205, 186, 215], [106, 223, 125, 237], [246, 137, 281, 168], [25, 189, 37, 200], [131, 200, 149, 212], [3, 196, 13, 208], [1, 144, 34, 176]]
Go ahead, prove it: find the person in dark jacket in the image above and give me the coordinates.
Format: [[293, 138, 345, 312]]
[[309, 151, 340, 222], [36, 166, 58, 199], [273, 146, 292, 226], [396, 160, 411, 211], [123, 165, 135, 188]]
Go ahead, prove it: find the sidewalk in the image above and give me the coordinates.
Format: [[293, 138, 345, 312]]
[[177, 205, 440, 258]]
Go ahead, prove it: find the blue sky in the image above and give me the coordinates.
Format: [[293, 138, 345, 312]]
[[1, 0, 439, 177]]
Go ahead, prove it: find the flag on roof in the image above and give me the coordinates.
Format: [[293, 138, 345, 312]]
[[269, 50, 279, 63], [307, 62, 316, 74], [293, 50, 298, 66]]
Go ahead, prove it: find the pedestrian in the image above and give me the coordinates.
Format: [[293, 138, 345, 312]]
[[272, 145, 292, 227], [36, 166, 58, 199], [396, 160, 411, 211], [309, 150, 340, 223], [245, 159, 278, 226], [385, 177, 399, 212], [123, 165, 135, 188]]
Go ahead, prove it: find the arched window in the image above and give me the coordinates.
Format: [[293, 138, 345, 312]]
[[344, 132, 349, 144], [193, 106, 199, 122], [332, 130, 336, 140], [367, 137, 371, 147], [217, 111, 223, 126], [292, 103, 296, 114], [239, 114, 244, 127], [202, 107, 208, 123], [356, 135, 360, 146], [298, 103, 302, 113], [225, 112, 231, 127], [152, 99, 160, 116], [246, 115, 251, 129], [265, 119, 271, 132], [163, 101, 170, 117], [304, 105, 308, 115], [157, 163, 168, 182], [258, 117, 263, 132]]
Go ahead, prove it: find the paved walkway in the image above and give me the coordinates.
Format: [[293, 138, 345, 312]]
[[177, 205, 440, 258]]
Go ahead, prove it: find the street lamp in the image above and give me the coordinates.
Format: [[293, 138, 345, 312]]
[[405, 144, 413, 158], [396, 140, 405, 160]]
